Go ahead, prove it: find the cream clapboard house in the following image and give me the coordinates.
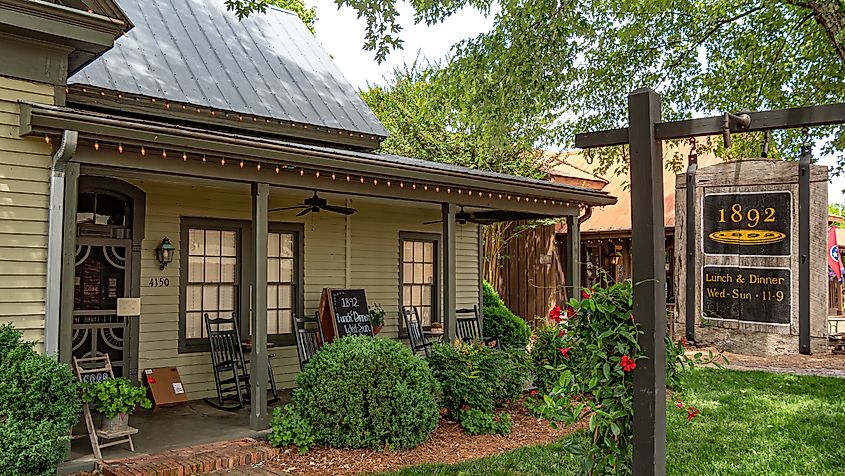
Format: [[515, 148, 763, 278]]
[[0, 0, 614, 428]]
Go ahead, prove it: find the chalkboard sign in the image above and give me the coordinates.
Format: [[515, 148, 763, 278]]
[[702, 192, 791, 256], [701, 265, 791, 325], [320, 288, 373, 341]]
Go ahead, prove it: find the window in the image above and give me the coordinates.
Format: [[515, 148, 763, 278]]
[[184, 227, 240, 341], [266, 227, 302, 337], [179, 219, 303, 352], [401, 234, 439, 327]]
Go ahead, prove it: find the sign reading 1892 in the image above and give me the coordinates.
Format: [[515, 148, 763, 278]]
[[701, 266, 791, 324], [702, 192, 791, 256]]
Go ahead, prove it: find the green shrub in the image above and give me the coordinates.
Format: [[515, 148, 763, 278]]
[[482, 281, 531, 349], [531, 323, 566, 395], [81, 377, 152, 419], [0, 324, 81, 476], [268, 404, 315, 453], [293, 336, 439, 450], [456, 409, 512, 436], [428, 340, 529, 418]]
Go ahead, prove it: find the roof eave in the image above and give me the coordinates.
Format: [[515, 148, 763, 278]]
[[20, 102, 617, 210]]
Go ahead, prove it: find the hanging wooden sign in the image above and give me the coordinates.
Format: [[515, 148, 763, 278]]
[[319, 288, 373, 342], [701, 265, 791, 325], [702, 191, 791, 256]]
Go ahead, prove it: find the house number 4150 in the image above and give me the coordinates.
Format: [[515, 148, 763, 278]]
[[148, 277, 170, 287]]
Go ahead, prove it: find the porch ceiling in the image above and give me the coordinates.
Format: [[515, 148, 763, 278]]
[[20, 102, 616, 217]]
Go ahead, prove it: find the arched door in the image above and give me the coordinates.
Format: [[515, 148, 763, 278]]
[[71, 178, 144, 379]]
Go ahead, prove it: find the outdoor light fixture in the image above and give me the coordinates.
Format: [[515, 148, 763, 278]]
[[155, 237, 175, 270]]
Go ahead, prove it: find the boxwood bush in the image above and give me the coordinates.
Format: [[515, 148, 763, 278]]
[[292, 336, 439, 450], [0, 324, 81, 476], [482, 281, 531, 349]]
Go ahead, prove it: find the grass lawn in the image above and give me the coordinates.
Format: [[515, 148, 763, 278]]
[[382, 368, 845, 475]]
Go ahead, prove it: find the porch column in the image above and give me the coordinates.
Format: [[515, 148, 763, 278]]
[[442, 203, 457, 340], [564, 214, 581, 301], [250, 182, 269, 430]]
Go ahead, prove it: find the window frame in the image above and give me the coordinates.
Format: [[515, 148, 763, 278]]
[[398, 232, 440, 337], [266, 223, 304, 347], [178, 218, 304, 353]]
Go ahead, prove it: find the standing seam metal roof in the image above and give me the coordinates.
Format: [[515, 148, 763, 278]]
[[68, 0, 388, 137]]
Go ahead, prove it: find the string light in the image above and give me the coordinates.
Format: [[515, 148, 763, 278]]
[[435, 186, 440, 192], [162, 149, 167, 158], [118, 143, 123, 153], [346, 175, 351, 182], [44, 136, 51, 144], [183, 152, 188, 161], [275, 166, 280, 173], [387, 180, 391, 187], [315, 171, 320, 178], [360, 176, 365, 184], [373, 178, 378, 185], [202, 154, 207, 162], [423, 185, 428, 191], [256, 163, 261, 171], [300, 169, 305, 176], [94, 141, 99, 151], [400, 182, 404, 188], [140, 146, 146, 156], [220, 158, 225, 166], [331, 173, 336, 180], [240, 160, 244, 168]]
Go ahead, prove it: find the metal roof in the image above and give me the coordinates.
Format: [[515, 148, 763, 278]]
[[68, 0, 388, 138]]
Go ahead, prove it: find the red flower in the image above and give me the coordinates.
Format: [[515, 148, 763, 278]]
[[549, 305, 562, 323], [687, 406, 699, 421], [566, 306, 576, 319], [559, 347, 571, 358], [620, 355, 636, 372], [675, 401, 684, 409], [680, 338, 687, 347], [630, 313, 635, 321], [558, 329, 566, 338], [581, 289, 591, 299], [530, 389, 538, 397]]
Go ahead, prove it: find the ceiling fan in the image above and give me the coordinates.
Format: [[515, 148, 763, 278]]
[[269, 192, 357, 217], [423, 206, 477, 225]]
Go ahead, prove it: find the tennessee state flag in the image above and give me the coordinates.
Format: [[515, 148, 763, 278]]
[[828, 226, 845, 281]]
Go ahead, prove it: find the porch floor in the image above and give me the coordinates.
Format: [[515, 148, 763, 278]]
[[60, 392, 292, 474]]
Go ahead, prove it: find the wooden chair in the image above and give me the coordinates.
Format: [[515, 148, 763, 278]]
[[204, 314, 250, 410], [294, 312, 324, 371], [72, 355, 137, 459], [402, 306, 434, 357], [204, 313, 280, 410], [456, 305, 501, 349]]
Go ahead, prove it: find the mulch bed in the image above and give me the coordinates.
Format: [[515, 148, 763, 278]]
[[252, 404, 583, 476]]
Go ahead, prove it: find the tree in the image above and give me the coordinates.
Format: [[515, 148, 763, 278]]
[[227, 0, 316, 33], [228, 0, 845, 173]]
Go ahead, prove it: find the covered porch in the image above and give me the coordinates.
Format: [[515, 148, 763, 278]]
[[23, 102, 614, 445]]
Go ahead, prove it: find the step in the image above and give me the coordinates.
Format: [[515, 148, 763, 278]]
[[99, 438, 279, 476]]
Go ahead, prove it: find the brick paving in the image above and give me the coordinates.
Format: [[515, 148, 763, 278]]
[[98, 438, 279, 476]]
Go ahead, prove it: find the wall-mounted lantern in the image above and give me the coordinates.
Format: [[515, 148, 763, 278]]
[[155, 237, 175, 270]]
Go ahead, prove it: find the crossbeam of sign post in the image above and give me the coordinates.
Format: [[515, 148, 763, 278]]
[[574, 89, 845, 476]]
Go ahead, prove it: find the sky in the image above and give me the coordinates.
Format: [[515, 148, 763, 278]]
[[310, 0, 845, 204]]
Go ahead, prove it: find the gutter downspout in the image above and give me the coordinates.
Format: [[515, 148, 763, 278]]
[[578, 206, 593, 225], [45, 130, 78, 356]]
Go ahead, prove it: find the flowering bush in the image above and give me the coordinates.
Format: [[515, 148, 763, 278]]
[[536, 280, 641, 475]]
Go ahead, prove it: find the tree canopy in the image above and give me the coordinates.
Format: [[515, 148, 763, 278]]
[[228, 0, 845, 174]]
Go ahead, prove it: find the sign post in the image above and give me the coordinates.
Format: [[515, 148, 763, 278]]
[[575, 94, 845, 475]]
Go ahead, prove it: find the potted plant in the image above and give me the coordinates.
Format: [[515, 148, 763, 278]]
[[369, 303, 386, 335], [430, 321, 443, 335], [81, 377, 152, 433]]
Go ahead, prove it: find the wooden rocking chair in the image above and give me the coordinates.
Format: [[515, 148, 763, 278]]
[[72, 355, 137, 459]]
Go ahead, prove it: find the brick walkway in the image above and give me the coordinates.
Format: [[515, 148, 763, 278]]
[[99, 438, 279, 476]]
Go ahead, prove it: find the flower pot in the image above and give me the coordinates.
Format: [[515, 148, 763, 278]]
[[373, 325, 384, 335], [101, 412, 130, 433]]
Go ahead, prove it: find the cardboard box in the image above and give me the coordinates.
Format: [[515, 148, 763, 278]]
[[143, 367, 188, 407]]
